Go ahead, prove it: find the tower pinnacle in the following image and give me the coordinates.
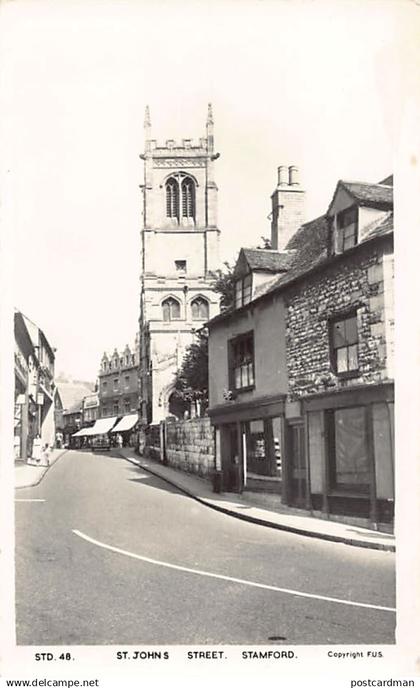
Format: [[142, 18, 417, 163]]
[[206, 102, 214, 126]]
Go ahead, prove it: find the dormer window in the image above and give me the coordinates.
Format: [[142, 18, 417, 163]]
[[235, 273, 252, 308], [336, 206, 358, 252]]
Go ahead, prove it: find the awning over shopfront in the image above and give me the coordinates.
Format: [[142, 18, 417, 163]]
[[88, 417, 118, 435], [72, 428, 89, 437], [110, 414, 138, 433]]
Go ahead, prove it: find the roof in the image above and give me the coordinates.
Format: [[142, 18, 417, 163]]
[[268, 210, 393, 293], [337, 180, 393, 209], [240, 248, 294, 273], [57, 381, 94, 411], [207, 210, 393, 329]]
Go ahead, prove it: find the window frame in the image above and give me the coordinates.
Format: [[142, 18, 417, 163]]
[[166, 177, 180, 220], [228, 331, 255, 393], [329, 310, 359, 378], [162, 296, 182, 322], [191, 296, 209, 321], [325, 406, 371, 495], [234, 272, 253, 309], [181, 177, 195, 219], [335, 205, 358, 253]]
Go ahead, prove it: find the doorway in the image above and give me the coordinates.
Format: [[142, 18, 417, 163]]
[[287, 422, 307, 507]]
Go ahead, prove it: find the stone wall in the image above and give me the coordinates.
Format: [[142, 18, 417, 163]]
[[285, 239, 394, 400], [164, 417, 215, 478]]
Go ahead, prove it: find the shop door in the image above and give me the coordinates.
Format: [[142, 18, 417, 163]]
[[223, 423, 241, 492], [288, 423, 307, 507]]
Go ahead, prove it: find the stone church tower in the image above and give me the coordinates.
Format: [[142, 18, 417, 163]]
[[139, 105, 221, 424]]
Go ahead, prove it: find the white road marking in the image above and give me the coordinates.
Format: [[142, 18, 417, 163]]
[[15, 498, 46, 502], [72, 529, 396, 613]]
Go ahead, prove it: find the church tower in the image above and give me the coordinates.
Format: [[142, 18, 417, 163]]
[[139, 105, 221, 424]]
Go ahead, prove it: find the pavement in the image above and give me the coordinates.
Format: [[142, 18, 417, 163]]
[[116, 448, 395, 552], [15, 448, 68, 489]]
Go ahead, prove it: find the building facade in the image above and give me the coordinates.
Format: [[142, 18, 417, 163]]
[[139, 105, 221, 425], [82, 391, 99, 427], [207, 171, 394, 528], [14, 311, 57, 458], [14, 311, 38, 459], [99, 343, 139, 419]]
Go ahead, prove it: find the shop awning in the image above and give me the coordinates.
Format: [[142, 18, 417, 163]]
[[72, 428, 88, 437], [88, 417, 118, 435], [110, 414, 138, 433]]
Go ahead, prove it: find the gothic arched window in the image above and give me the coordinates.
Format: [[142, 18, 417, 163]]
[[181, 177, 195, 218], [191, 296, 209, 321], [162, 297, 181, 321], [166, 178, 179, 219]]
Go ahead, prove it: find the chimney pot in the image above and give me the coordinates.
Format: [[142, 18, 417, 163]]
[[289, 165, 299, 185], [277, 165, 288, 186]]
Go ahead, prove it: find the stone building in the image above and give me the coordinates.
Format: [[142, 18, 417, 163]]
[[98, 342, 139, 419], [207, 170, 394, 528], [139, 105, 221, 425]]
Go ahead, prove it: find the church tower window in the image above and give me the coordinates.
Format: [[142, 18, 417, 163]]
[[166, 178, 179, 219], [181, 177, 195, 218], [191, 296, 209, 321], [162, 297, 181, 321]]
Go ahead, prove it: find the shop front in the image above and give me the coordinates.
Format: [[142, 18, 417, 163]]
[[302, 383, 394, 527], [209, 395, 285, 496]]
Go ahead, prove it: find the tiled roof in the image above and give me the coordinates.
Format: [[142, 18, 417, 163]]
[[361, 211, 393, 240], [265, 210, 393, 294], [265, 215, 330, 292], [341, 181, 393, 208], [242, 248, 294, 273]]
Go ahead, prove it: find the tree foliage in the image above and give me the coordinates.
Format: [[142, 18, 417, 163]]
[[173, 330, 209, 407], [209, 261, 236, 312]]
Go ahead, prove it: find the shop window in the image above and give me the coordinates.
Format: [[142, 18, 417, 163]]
[[243, 417, 282, 478], [191, 296, 209, 321], [330, 313, 359, 375], [335, 205, 358, 252], [326, 406, 370, 493], [229, 332, 254, 391], [162, 297, 181, 321], [235, 273, 252, 308]]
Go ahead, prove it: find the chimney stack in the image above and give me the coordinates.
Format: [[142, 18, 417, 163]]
[[270, 165, 305, 250]]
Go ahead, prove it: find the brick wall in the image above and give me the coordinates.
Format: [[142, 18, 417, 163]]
[[285, 241, 394, 400], [164, 417, 215, 477]]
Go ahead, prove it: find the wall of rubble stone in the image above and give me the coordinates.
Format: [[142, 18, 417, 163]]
[[164, 417, 215, 478], [285, 238, 394, 400]]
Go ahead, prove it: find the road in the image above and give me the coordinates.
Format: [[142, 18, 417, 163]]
[[15, 450, 396, 645]]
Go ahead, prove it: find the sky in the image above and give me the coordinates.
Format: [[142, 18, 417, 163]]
[[1, 0, 415, 382]]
